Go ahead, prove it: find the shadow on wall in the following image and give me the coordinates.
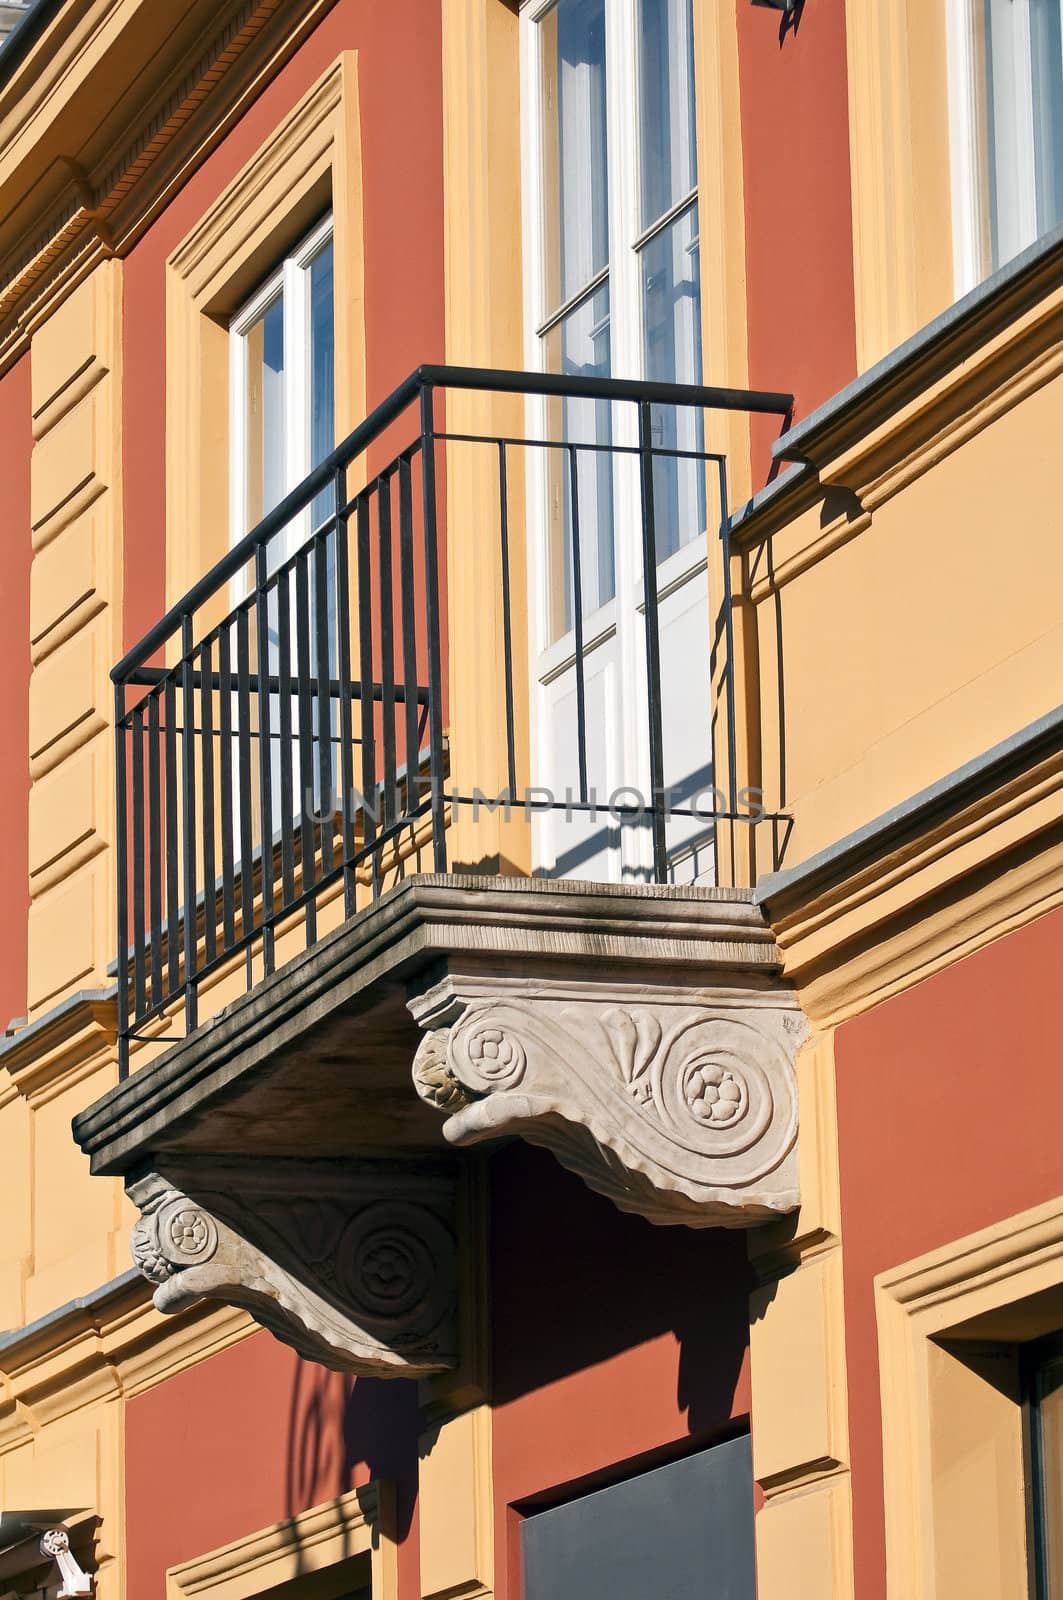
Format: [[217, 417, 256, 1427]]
[[279, 1142, 768, 1573], [489, 1144, 756, 1438], [283, 1351, 424, 1559]]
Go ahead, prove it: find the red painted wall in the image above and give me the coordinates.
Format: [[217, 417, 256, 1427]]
[[489, 1146, 754, 1600], [835, 905, 1063, 1597], [0, 354, 31, 1030], [121, 0, 446, 654], [736, 0, 857, 478], [126, 1145, 754, 1598], [124, 1329, 423, 1598]]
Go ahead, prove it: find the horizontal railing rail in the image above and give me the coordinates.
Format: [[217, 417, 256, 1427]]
[[113, 365, 793, 1075]]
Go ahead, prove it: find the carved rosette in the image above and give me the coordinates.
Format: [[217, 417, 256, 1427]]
[[127, 1162, 458, 1376], [412, 998, 806, 1226]]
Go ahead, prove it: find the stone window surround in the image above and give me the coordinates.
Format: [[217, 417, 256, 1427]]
[[876, 1194, 1063, 1597], [164, 51, 364, 630]]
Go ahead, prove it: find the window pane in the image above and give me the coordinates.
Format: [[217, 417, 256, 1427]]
[[1030, 0, 1063, 237], [309, 236, 336, 531], [522, 1436, 756, 1600], [638, 0, 698, 229], [1031, 1349, 1063, 1595], [541, 0, 609, 311], [543, 281, 614, 639], [244, 292, 285, 527], [641, 203, 704, 560]]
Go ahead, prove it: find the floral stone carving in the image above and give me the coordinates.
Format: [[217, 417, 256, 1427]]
[[412, 996, 805, 1226], [127, 1160, 458, 1375]]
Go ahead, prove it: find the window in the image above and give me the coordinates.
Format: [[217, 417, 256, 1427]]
[[523, 0, 713, 884], [520, 1437, 756, 1599], [530, 0, 702, 637], [1025, 1333, 1063, 1598], [228, 215, 338, 822], [950, 0, 1063, 289], [230, 212, 336, 553], [877, 1198, 1063, 1598]]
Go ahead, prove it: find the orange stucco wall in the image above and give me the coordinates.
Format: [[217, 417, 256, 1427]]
[[0, 353, 31, 1030], [835, 904, 1063, 1596], [736, 0, 857, 475], [121, 0, 446, 655]]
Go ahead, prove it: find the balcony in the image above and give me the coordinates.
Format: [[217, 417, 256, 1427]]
[[74, 366, 809, 1376]]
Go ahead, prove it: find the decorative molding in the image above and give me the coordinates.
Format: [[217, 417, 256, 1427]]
[[166, 1482, 398, 1600], [412, 991, 805, 1227], [127, 1160, 459, 1376], [0, 987, 117, 1108], [756, 708, 1063, 1028]]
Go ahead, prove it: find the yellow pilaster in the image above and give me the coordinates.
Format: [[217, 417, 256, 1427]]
[[441, 0, 530, 874], [26, 260, 122, 1016], [748, 1031, 854, 1600]]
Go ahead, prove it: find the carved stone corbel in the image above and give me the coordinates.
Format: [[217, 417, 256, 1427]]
[[412, 992, 806, 1227], [127, 1159, 458, 1375]]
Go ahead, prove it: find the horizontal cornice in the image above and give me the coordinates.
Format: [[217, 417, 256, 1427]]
[[756, 706, 1063, 1026], [0, 1265, 256, 1430]]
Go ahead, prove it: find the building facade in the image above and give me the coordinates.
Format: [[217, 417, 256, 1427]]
[[0, 0, 1061, 1595]]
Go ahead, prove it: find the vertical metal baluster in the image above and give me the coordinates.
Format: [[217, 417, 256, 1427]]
[[218, 623, 236, 952], [200, 637, 217, 969], [378, 471, 398, 835], [130, 700, 146, 1031], [334, 466, 357, 916], [397, 454, 421, 825], [115, 682, 131, 1080], [498, 442, 518, 799], [180, 618, 199, 1033], [568, 444, 589, 805], [277, 565, 296, 909], [356, 491, 379, 897], [313, 530, 335, 880], [638, 399, 668, 882], [236, 606, 255, 984], [255, 547, 276, 977], [718, 455, 738, 887], [419, 385, 447, 870], [147, 689, 163, 1006], [295, 550, 318, 943], [163, 674, 180, 1002]]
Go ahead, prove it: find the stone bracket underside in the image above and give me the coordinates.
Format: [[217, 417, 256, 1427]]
[[412, 989, 807, 1228], [127, 1159, 458, 1375]]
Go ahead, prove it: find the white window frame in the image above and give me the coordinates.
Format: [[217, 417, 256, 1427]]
[[948, 0, 1063, 294], [519, 0, 711, 884], [228, 210, 335, 561]]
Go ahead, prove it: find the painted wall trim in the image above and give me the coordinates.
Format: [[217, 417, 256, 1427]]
[[0, 984, 115, 1068], [757, 703, 1063, 913], [0, 1266, 141, 1355]]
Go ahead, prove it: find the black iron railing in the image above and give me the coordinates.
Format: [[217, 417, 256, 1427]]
[[113, 366, 792, 1075]]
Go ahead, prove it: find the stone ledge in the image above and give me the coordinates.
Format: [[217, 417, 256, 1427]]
[[73, 876, 781, 1176]]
